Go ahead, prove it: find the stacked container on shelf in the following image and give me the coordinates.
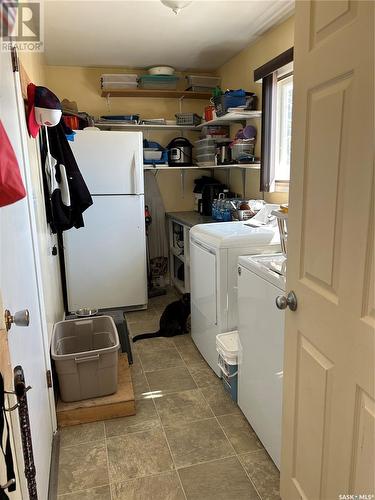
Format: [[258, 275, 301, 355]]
[[195, 137, 216, 166], [138, 74, 179, 90], [100, 73, 138, 89]]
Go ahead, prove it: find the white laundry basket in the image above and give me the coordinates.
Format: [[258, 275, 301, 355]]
[[216, 330, 239, 402], [51, 316, 120, 402]]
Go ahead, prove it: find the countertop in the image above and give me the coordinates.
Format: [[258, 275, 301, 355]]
[[166, 211, 216, 228]]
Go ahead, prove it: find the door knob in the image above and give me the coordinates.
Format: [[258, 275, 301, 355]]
[[276, 291, 297, 311], [4, 309, 30, 331]]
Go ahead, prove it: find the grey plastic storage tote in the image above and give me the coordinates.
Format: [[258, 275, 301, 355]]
[[51, 316, 120, 402]]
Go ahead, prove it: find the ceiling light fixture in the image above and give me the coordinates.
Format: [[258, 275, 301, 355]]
[[160, 0, 193, 15]]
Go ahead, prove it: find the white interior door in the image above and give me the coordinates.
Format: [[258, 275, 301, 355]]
[[64, 194, 147, 311], [0, 51, 54, 498], [281, 2, 374, 499]]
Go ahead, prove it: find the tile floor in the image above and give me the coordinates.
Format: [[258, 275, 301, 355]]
[[57, 288, 280, 500]]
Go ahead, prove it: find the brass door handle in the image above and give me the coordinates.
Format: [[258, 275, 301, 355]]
[[4, 309, 30, 331]]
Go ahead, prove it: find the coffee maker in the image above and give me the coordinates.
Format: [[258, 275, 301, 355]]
[[200, 184, 227, 216], [193, 177, 227, 216]]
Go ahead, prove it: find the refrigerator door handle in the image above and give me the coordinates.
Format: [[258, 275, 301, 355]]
[[131, 151, 143, 195]]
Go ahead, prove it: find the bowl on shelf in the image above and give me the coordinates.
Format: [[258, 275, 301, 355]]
[[148, 66, 175, 75], [75, 308, 98, 318]]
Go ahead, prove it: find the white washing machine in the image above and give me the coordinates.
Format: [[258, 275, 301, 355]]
[[237, 253, 286, 468], [190, 206, 280, 376]]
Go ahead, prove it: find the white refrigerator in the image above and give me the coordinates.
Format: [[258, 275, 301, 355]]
[[64, 129, 147, 312]]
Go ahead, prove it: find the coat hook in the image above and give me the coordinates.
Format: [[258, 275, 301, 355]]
[[4, 403, 19, 412], [3, 385, 31, 412], [1, 478, 16, 490]]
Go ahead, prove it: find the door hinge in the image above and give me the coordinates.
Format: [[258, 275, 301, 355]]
[[46, 370, 52, 388], [11, 46, 19, 72]]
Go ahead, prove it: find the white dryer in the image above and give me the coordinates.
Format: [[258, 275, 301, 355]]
[[190, 207, 280, 376], [237, 253, 286, 468]]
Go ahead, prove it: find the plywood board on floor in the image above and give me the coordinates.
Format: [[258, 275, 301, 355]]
[[57, 354, 135, 427]]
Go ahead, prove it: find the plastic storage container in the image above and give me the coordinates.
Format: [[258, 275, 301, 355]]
[[144, 149, 163, 161], [138, 75, 179, 90], [101, 81, 138, 89], [216, 330, 239, 402], [213, 91, 247, 117], [195, 138, 216, 156], [200, 125, 230, 138], [101, 74, 138, 82], [231, 141, 255, 161], [186, 75, 221, 89], [196, 152, 216, 165], [196, 145, 216, 155], [51, 316, 120, 402], [101, 74, 138, 89], [143, 140, 168, 165], [195, 138, 216, 148], [175, 113, 201, 126]]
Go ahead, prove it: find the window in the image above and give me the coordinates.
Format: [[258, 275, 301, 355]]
[[254, 48, 294, 193], [275, 74, 293, 183]]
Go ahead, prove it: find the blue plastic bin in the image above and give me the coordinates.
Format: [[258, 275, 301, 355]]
[[213, 90, 247, 117], [143, 140, 168, 165]]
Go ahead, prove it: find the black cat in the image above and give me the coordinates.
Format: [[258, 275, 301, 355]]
[[132, 293, 191, 343]]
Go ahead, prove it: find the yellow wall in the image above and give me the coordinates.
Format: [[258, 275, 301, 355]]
[[45, 65, 213, 212], [19, 51, 46, 85], [216, 15, 295, 204], [18, 0, 47, 85]]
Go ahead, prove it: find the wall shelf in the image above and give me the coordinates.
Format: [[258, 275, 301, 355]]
[[143, 163, 261, 171], [96, 112, 262, 131], [196, 110, 262, 128], [101, 88, 212, 100], [95, 122, 199, 131], [144, 163, 260, 196]]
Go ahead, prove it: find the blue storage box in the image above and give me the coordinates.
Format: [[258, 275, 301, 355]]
[[213, 90, 247, 117], [143, 140, 168, 165]]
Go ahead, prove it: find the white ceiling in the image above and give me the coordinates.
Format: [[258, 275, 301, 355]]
[[44, 0, 294, 70]]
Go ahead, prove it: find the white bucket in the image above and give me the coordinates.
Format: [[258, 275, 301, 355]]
[[216, 330, 239, 365]]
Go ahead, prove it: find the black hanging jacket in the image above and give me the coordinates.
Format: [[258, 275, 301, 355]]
[[41, 123, 93, 233]]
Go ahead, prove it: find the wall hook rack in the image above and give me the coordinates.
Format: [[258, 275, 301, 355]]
[[3, 385, 31, 412]]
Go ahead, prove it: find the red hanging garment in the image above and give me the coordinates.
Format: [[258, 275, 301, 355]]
[[0, 119, 26, 207]]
